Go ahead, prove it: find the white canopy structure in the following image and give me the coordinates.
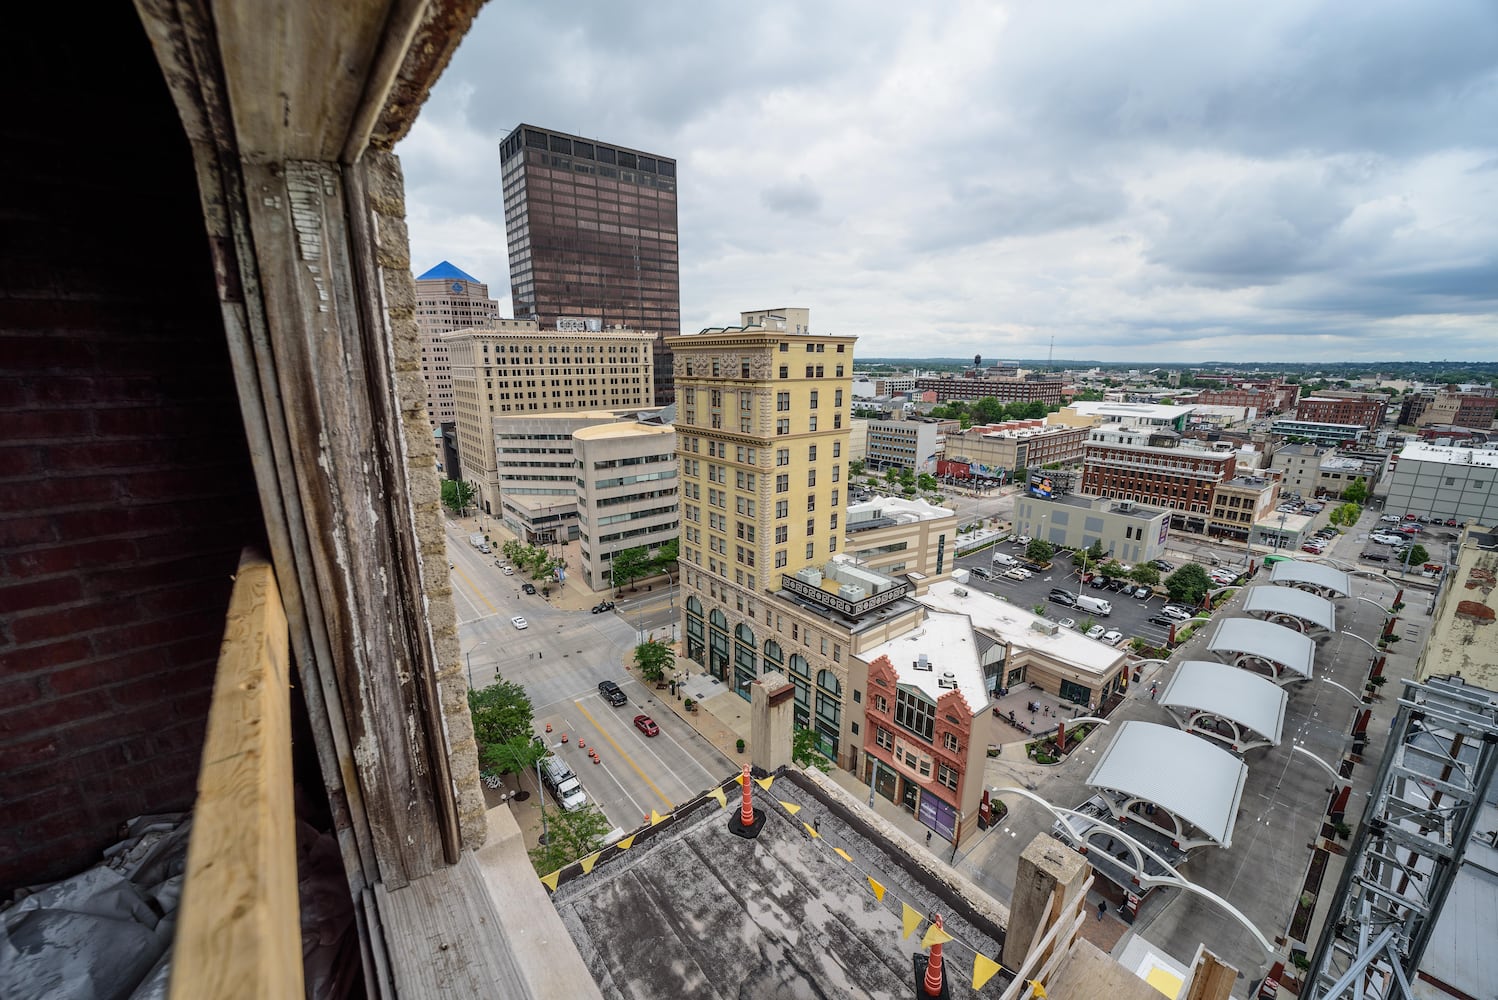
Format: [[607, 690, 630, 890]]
[[1207, 617, 1316, 686], [1159, 660, 1288, 752], [1241, 585, 1337, 633], [1268, 560, 1352, 598], [1086, 721, 1249, 850]]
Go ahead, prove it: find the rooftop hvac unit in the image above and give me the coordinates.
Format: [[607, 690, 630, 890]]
[[795, 566, 824, 586], [913, 654, 933, 672], [937, 672, 958, 690], [953, 586, 969, 597], [1030, 620, 1060, 636]]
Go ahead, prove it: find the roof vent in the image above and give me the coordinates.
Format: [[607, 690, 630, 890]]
[[937, 672, 958, 690], [914, 654, 932, 672], [953, 586, 969, 597]]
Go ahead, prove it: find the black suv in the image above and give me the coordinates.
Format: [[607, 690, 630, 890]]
[[591, 600, 615, 614], [521, 582, 537, 595], [1048, 589, 1077, 608], [598, 680, 627, 706]]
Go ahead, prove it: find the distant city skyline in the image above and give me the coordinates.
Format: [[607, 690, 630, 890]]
[[399, 2, 1498, 362]]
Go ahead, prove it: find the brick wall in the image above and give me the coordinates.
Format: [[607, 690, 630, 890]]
[[0, 9, 264, 891]]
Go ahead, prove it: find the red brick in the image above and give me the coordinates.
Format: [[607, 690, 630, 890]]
[[0, 447, 43, 478], [0, 576, 84, 614], [44, 441, 167, 472], [0, 690, 112, 739], [53, 505, 177, 539], [0, 408, 94, 440], [6, 538, 139, 579], [10, 599, 142, 644], [0, 637, 91, 675], [0, 333, 95, 368], [0, 678, 41, 714], [47, 648, 168, 695], [0, 476, 119, 511], [0, 516, 58, 548]]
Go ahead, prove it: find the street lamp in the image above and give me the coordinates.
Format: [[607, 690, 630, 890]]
[[465, 641, 487, 689]]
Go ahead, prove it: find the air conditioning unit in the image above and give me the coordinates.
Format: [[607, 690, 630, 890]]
[[953, 586, 969, 597], [937, 672, 958, 690], [914, 654, 933, 672]]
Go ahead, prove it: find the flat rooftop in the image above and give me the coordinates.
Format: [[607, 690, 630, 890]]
[[571, 421, 674, 441], [917, 580, 1126, 678], [857, 610, 989, 711], [550, 771, 1006, 998], [1397, 441, 1498, 468]]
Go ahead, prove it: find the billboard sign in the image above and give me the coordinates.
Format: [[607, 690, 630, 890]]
[[1028, 473, 1056, 499], [556, 317, 603, 332]]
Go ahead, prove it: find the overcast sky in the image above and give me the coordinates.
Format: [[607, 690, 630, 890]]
[[399, 1, 1498, 364]]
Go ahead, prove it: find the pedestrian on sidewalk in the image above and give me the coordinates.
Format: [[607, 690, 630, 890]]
[[1097, 900, 1106, 922], [926, 830, 932, 846]]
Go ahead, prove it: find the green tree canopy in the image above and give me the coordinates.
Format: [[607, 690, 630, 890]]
[[1085, 540, 1107, 565], [468, 679, 544, 777], [529, 805, 613, 876], [651, 537, 679, 578], [634, 638, 674, 682], [1343, 477, 1368, 505], [441, 478, 478, 515], [610, 546, 650, 590], [1164, 564, 1213, 606], [792, 727, 830, 769], [848, 459, 865, 477], [1099, 559, 1127, 579], [1025, 539, 1055, 564], [1404, 544, 1430, 567], [1129, 564, 1160, 586], [917, 472, 938, 491]]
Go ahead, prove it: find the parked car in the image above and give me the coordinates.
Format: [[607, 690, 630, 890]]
[[1048, 590, 1078, 607], [1362, 551, 1391, 562], [1003, 567, 1032, 581], [1085, 625, 1106, 640], [1160, 606, 1193, 621], [1370, 533, 1404, 545], [522, 582, 538, 595], [1022, 561, 1048, 573], [1015, 535, 1032, 546], [591, 601, 615, 614], [1445, 518, 1460, 527], [970, 566, 993, 580], [1302, 543, 1325, 553], [1151, 559, 1174, 572], [633, 714, 660, 737], [1380, 514, 1402, 523], [598, 680, 627, 706], [1058, 618, 1077, 630], [1089, 576, 1110, 589], [501, 566, 514, 576], [511, 616, 528, 630], [1101, 629, 1124, 645], [1148, 613, 1180, 628], [1131, 585, 1151, 599]]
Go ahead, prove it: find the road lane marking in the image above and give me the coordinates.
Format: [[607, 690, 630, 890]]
[[573, 701, 673, 807], [451, 563, 499, 615]]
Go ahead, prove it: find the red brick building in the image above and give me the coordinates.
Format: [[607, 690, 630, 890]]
[[1295, 395, 1387, 430], [914, 374, 1065, 405], [1081, 433, 1238, 533]]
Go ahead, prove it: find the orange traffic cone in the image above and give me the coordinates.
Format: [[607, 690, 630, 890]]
[[592, 755, 601, 764], [560, 733, 568, 744], [545, 723, 552, 733], [578, 739, 586, 749]]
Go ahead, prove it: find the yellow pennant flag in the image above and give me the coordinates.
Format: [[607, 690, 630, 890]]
[[972, 954, 1003, 991], [920, 924, 954, 949], [756, 775, 775, 791], [867, 877, 886, 901], [1029, 980, 1048, 998], [735, 772, 747, 786], [650, 810, 667, 825], [779, 800, 801, 815], [833, 847, 853, 862], [539, 870, 561, 892], [708, 787, 727, 810], [579, 852, 600, 875], [802, 821, 821, 839], [901, 903, 924, 940], [616, 834, 636, 850]]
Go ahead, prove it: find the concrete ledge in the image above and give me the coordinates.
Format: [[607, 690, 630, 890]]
[[473, 805, 603, 1000]]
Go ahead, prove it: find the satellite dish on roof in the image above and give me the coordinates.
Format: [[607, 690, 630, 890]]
[[974, 354, 982, 368]]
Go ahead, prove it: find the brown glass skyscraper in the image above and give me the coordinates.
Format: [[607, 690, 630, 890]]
[[499, 124, 679, 404]]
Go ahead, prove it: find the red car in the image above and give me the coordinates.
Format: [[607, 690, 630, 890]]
[[633, 714, 659, 737]]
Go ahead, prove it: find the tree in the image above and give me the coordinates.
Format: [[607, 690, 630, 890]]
[[885, 466, 900, 484], [1329, 502, 1361, 527], [1404, 544, 1430, 567], [441, 478, 478, 516], [1085, 540, 1106, 565], [610, 545, 649, 591], [970, 396, 1005, 425], [1099, 559, 1127, 580], [792, 727, 830, 768], [634, 638, 674, 683], [529, 804, 613, 875], [848, 459, 865, 478], [651, 537, 679, 581], [917, 473, 937, 492], [468, 679, 543, 778], [1025, 539, 1055, 564], [1343, 476, 1368, 505], [1129, 564, 1160, 586], [1165, 564, 1212, 606]]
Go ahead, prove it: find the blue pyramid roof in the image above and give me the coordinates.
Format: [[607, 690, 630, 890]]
[[417, 260, 480, 282]]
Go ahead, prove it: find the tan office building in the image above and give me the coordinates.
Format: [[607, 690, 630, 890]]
[[414, 261, 500, 429], [844, 497, 957, 578], [445, 322, 656, 515], [574, 421, 679, 591]]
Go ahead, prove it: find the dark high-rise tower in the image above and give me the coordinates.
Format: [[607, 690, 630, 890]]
[[499, 124, 679, 405]]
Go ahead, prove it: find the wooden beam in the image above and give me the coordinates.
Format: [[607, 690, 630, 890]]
[[1182, 944, 1239, 1000], [171, 553, 302, 1000]]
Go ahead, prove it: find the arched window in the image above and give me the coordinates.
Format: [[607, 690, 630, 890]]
[[684, 596, 705, 665], [763, 639, 783, 668], [709, 609, 728, 630], [815, 668, 843, 759], [686, 595, 703, 616], [733, 622, 757, 701], [816, 669, 842, 696], [736, 623, 756, 646], [787, 654, 810, 728]]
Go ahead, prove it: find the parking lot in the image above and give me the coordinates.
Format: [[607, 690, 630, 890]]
[[951, 540, 1208, 649]]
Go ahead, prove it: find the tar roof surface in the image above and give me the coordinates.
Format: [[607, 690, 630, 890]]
[[550, 774, 1005, 1000]]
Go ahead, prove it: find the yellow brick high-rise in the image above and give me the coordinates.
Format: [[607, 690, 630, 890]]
[[668, 309, 857, 727]]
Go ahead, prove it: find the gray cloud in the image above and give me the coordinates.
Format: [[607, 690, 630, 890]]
[[399, 1, 1498, 361]]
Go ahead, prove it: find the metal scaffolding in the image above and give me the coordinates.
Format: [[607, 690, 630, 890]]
[[1306, 676, 1498, 999]]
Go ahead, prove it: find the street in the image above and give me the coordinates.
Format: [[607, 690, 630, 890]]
[[445, 518, 730, 832]]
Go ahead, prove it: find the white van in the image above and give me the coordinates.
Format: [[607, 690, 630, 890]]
[[540, 755, 587, 811], [1075, 595, 1112, 617], [469, 533, 491, 554], [991, 552, 1018, 567]]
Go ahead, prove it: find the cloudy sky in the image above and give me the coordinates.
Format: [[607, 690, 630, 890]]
[[399, 1, 1498, 363]]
